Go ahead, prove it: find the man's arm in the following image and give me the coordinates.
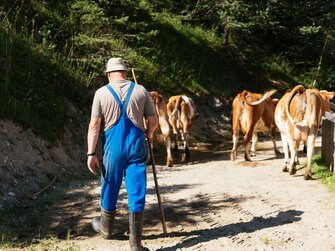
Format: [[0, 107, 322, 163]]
[[142, 88, 158, 141], [87, 117, 101, 175], [145, 115, 158, 141]]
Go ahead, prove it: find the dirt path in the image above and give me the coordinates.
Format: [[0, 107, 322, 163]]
[[5, 137, 335, 251]]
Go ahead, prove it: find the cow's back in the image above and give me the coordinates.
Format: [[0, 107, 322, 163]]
[[275, 90, 306, 132], [232, 91, 260, 131], [254, 98, 276, 130]]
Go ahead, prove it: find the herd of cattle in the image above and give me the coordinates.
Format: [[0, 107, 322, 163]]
[[149, 85, 335, 180], [149, 92, 198, 167]]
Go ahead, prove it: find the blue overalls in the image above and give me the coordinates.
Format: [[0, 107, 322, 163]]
[[101, 82, 147, 213]]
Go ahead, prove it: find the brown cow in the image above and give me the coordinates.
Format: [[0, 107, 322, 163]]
[[274, 85, 335, 179], [231, 89, 279, 161], [149, 91, 173, 167], [166, 95, 198, 157]]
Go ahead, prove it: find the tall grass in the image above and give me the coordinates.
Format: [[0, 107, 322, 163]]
[[0, 3, 90, 141]]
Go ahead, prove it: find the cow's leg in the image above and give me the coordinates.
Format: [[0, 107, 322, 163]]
[[181, 119, 190, 157], [271, 126, 280, 154], [250, 133, 258, 157], [244, 127, 254, 161], [170, 118, 179, 152], [287, 136, 298, 175], [294, 139, 301, 166], [231, 128, 239, 161], [182, 132, 190, 157], [304, 134, 316, 180], [281, 132, 290, 172], [303, 142, 307, 153], [165, 135, 173, 167], [172, 132, 179, 152]]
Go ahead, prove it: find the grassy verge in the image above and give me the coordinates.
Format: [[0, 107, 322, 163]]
[[312, 154, 335, 192]]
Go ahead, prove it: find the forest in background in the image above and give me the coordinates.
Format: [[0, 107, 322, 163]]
[[0, 0, 334, 141]]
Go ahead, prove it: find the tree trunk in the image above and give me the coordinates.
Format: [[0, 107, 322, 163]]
[[312, 35, 329, 87]]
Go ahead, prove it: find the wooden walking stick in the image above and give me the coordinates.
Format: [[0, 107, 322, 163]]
[[131, 68, 167, 234], [147, 138, 168, 234]]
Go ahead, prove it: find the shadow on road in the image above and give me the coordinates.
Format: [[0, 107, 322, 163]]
[[150, 209, 304, 251]]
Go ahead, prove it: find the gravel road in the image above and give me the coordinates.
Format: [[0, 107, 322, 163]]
[[41, 137, 335, 251]]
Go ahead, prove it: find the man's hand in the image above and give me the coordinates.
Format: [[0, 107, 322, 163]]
[[87, 156, 100, 175], [87, 117, 101, 176], [145, 131, 154, 143]]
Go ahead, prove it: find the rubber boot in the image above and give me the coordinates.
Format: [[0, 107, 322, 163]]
[[92, 208, 115, 239], [129, 211, 147, 251]]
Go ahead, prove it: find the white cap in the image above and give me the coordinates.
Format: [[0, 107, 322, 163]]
[[105, 57, 128, 73]]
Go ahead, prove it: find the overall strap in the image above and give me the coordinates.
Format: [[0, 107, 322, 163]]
[[105, 84, 123, 110], [121, 82, 135, 115]]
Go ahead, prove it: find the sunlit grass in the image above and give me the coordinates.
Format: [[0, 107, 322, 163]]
[[312, 154, 335, 192]]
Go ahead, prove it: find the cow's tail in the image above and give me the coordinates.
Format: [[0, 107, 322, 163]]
[[285, 85, 306, 126], [244, 89, 277, 106], [168, 96, 183, 122]]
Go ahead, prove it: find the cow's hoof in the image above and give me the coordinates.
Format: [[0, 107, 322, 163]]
[[250, 151, 256, 157], [289, 168, 297, 175], [184, 152, 190, 161], [244, 154, 251, 162], [167, 159, 173, 167], [282, 166, 289, 172], [181, 153, 189, 162], [304, 173, 312, 180], [275, 149, 281, 155], [231, 152, 237, 161]]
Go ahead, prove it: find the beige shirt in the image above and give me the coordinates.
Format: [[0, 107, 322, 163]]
[[91, 80, 156, 131]]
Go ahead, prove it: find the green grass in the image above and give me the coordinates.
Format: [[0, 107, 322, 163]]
[[312, 154, 335, 192], [0, 26, 88, 141]]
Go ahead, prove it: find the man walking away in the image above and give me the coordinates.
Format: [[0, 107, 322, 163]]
[[87, 57, 158, 251]]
